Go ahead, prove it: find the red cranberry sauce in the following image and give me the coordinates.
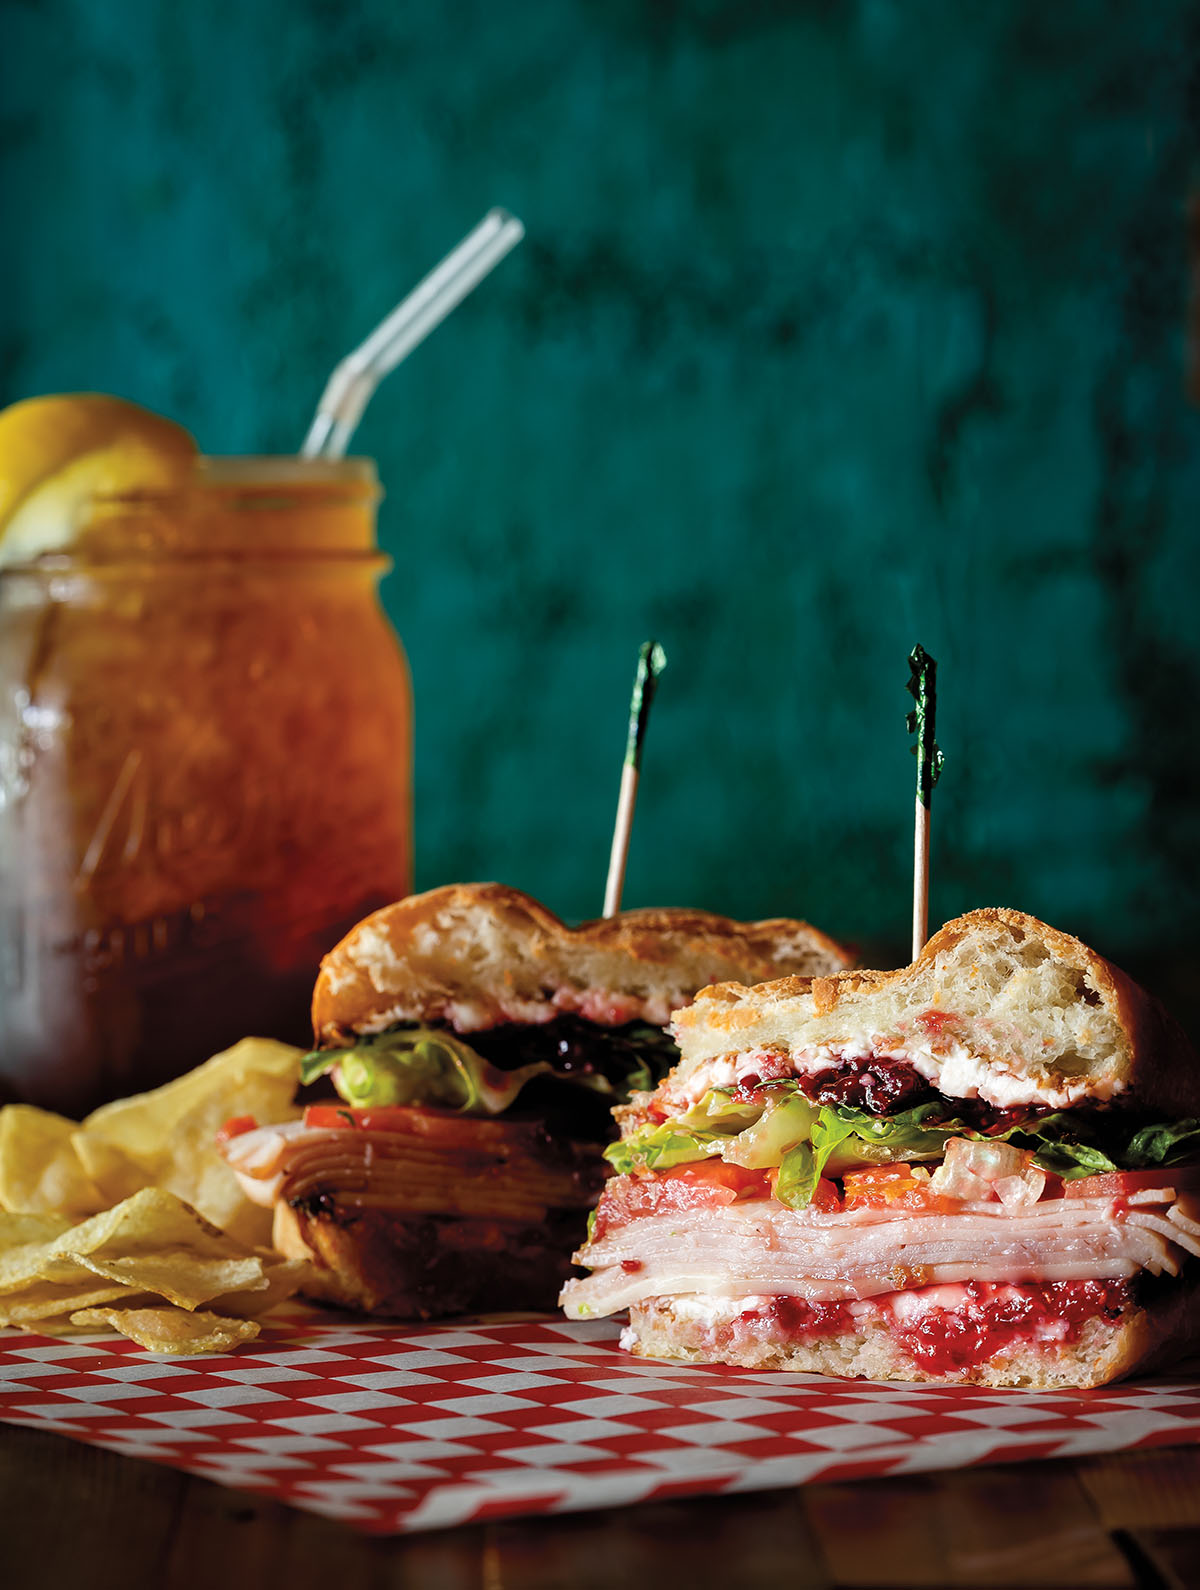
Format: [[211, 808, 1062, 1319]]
[[731, 1052, 932, 1114], [723, 1280, 1130, 1373], [730, 1047, 1049, 1135], [715, 1296, 857, 1353], [892, 1280, 1129, 1373], [803, 1056, 932, 1114]]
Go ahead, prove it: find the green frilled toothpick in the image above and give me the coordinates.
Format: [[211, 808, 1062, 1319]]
[[906, 644, 944, 959], [603, 640, 667, 917]]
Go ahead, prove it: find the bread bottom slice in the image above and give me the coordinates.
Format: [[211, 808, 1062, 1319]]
[[624, 1280, 1200, 1389], [275, 1200, 587, 1320]]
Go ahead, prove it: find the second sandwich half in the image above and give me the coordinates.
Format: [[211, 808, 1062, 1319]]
[[219, 883, 849, 1317]]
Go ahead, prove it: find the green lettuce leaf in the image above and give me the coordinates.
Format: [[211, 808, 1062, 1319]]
[[811, 1105, 1124, 1183], [601, 1079, 1200, 1209], [672, 1088, 763, 1135], [817, 1103, 951, 1176], [1008, 1115, 1117, 1179], [300, 1028, 598, 1116], [301, 1018, 683, 1118], [1024, 1138, 1116, 1177], [605, 1123, 729, 1174], [1124, 1118, 1200, 1168], [720, 1094, 817, 1169], [774, 1142, 818, 1208], [774, 1104, 949, 1209], [606, 1085, 765, 1173]]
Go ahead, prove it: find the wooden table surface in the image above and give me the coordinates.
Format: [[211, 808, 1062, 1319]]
[[3, 1421, 1198, 1589]]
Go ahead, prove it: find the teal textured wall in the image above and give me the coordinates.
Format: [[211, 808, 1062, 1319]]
[[3, 2, 1199, 982]]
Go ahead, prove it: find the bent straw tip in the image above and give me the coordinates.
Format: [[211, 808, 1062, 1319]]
[[486, 206, 525, 237]]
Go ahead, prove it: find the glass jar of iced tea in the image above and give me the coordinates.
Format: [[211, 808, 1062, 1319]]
[[0, 458, 412, 1113]]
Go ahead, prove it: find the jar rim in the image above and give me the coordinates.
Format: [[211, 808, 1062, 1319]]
[[195, 456, 378, 487], [88, 455, 380, 505], [0, 456, 384, 572]]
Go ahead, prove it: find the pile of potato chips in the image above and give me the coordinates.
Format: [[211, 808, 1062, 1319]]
[[0, 1039, 312, 1354]]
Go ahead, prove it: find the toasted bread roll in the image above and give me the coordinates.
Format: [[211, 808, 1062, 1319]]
[[671, 907, 1198, 1117], [313, 882, 852, 1043]]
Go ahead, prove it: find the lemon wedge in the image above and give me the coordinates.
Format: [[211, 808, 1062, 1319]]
[[0, 394, 198, 568]]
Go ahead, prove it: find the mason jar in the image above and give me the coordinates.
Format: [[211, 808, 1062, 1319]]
[[0, 458, 412, 1113]]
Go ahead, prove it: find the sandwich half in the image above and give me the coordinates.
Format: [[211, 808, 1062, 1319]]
[[561, 908, 1200, 1387], [219, 883, 850, 1319]]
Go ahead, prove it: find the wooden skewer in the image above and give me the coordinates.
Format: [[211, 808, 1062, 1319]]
[[912, 795, 930, 961], [603, 640, 667, 917], [906, 644, 943, 960], [604, 763, 640, 919]]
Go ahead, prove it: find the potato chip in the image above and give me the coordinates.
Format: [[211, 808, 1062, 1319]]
[[14, 1313, 92, 1335], [73, 1038, 302, 1244], [0, 1041, 309, 1353], [210, 1258, 314, 1318], [66, 1134, 143, 1207], [69, 1305, 261, 1354], [0, 1211, 71, 1247], [0, 1189, 266, 1311], [0, 1105, 106, 1219], [0, 1210, 76, 1291], [51, 1188, 267, 1308], [0, 1281, 139, 1326], [11, 1290, 172, 1333], [69, 1252, 265, 1310]]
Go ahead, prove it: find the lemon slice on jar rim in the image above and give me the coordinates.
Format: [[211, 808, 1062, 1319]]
[[0, 393, 198, 568]]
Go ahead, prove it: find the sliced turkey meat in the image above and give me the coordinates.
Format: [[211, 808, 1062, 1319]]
[[560, 1188, 1200, 1318], [221, 1117, 601, 1223]]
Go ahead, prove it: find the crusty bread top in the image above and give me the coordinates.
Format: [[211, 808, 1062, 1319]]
[[669, 907, 1199, 1117], [311, 883, 852, 1043]]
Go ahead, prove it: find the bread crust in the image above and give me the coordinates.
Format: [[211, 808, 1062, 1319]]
[[311, 882, 851, 1044], [672, 906, 1200, 1117], [931, 910, 1196, 1115], [624, 1276, 1200, 1388], [273, 1199, 588, 1320]]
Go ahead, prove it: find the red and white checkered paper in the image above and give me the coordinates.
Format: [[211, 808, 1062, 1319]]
[[2, 1311, 1199, 1533]]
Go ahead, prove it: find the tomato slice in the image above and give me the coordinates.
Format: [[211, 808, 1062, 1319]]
[[304, 1104, 368, 1131], [300, 1103, 536, 1149], [807, 1176, 843, 1213], [665, 1161, 769, 1198], [1064, 1166, 1200, 1200], [303, 1104, 476, 1136], [215, 1114, 258, 1146], [590, 1160, 768, 1242], [842, 1162, 954, 1213]]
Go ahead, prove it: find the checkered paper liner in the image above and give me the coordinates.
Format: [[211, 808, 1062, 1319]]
[[2, 1311, 1199, 1533]]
